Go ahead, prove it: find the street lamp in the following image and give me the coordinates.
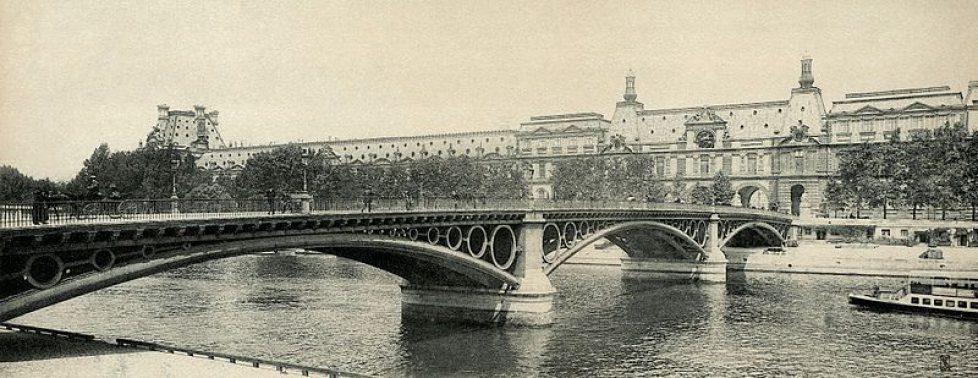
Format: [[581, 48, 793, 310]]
[[169, 145, 181, 199], [169, 144, 181, 214], [300, 151, 310, 193]]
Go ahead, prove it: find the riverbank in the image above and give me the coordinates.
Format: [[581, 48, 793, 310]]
[[738, 242, 978, 277], [0, 324, 360, 378], [566, 242, 978, 277]]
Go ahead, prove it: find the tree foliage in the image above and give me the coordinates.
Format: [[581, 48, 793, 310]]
[[233, 146, 527, 200], [551, 155, 665, 201], [63, 143, 210, 199], [826, 122, 978, 220], [687, 173, 735, 205]]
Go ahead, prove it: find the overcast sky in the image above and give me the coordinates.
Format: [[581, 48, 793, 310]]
[[1, 0, 976, 181]]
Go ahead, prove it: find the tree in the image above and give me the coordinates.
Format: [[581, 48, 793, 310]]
[[670, 174, 689, 203], [710, 172, 735, 205], [822, 178, 853, 218], [235, 144, 333, 198], [0, 166, 40, 201], [690, 185, 713, 205], [65, 143, 209, 199]]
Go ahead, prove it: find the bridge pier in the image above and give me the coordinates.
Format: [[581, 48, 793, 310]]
[[620, 214, 727, 283], [400, 214, 556, 326]]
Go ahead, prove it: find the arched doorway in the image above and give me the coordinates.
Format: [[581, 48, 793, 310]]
[[737, 186, 768, 209], [790, 184, 805, 216]]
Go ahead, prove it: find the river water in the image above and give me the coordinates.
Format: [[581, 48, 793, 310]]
[[12, 254, 978, 377]]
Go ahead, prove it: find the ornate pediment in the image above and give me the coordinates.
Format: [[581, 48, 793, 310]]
[[903, 102, 936, 112], [562, 125, 584, 133], [600, 134, 634, 153], [531, 126, 552, 134], [779, 121, 820, 145], [684, 107, 726, 126], [854, 105, 883, 115]]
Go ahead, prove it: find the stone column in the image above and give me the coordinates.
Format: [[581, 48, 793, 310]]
[[696, 214, 727, 283]]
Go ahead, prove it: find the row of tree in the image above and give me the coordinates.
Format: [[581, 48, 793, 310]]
[[824, 123, 978, 220], [232, 145, 527, 200], [0, 144, 211, 201], [549, 155, 736, 205]]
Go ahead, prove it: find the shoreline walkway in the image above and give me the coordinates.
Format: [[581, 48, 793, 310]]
[[0, 323, 370, 378]]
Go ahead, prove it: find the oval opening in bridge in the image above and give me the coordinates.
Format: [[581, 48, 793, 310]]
[[90, 249, 115, 272], [491, 225, 517, 270], [25, 254, 64, 289], [563, 222, 578, 248], [466, 226, 487, 258], [542, 223, 561, 263], [445, 226, 463, 251]]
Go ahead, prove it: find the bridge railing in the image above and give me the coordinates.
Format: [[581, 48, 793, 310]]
[[0, 197, 789, 229], [0, 198, 272, 228]]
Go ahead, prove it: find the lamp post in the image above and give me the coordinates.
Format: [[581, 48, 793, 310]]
[[300, 151, 310, 193], [297, 150, 312, 214], [169, 144, 181, 213]]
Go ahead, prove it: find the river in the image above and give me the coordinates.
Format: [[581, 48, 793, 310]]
[[12, 254, 978, 376]]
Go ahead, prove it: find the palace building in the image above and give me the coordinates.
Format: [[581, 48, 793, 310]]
[[151, 58, 978, 217]]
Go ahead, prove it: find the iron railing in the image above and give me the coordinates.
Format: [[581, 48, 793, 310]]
[[0, 197, 790, 229]]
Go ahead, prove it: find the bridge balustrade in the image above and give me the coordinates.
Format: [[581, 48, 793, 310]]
[[0, 197, 788, 229]]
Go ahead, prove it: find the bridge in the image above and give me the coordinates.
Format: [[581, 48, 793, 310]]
[[0, 199, 794, 325]]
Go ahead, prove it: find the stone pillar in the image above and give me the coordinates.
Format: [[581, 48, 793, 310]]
[[400, 213, 556, 326], [696, 213, 727, 283], [294, 193, 312, 214]]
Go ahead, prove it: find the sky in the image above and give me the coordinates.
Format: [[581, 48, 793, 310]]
[[1, 0, 976, 181]]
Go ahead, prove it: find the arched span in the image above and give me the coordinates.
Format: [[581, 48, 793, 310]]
[[720, 222, 786, 248], [544, 221, 705, 275], [0, 234, 518, 322]]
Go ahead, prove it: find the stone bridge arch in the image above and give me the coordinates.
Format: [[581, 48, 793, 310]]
[[0, 233, 520, 322]]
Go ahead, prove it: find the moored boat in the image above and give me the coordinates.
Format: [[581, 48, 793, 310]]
[[848, 271, 978, 318]]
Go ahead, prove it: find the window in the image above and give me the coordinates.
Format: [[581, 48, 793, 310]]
[[911, 297, 919, 304], [839, 121, 850, 133], [656, 156, 665, 176], [881, 229, 890, 237], [934, 299, 943, 306], [901, 230, 909, 237], [971, 302, 978, 309], [958, 301, 967, 308], [946, 300, 955, 308], [699, 155, 710, 176], [676, 158, 686, 176], [747, 154, 758, 174], [923, 298, 931, 305], [885, 119, 897, 131]]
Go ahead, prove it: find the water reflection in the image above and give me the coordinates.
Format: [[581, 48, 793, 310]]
[[9, 255, 978, 376]]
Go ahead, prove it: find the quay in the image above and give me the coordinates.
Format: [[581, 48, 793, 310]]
[[0, 323, 370, 378]]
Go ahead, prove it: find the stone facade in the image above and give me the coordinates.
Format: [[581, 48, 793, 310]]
[[145, 105, 226, 152], [171, 57, 976, 217]]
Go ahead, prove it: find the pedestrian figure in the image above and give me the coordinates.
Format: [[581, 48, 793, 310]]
[[31, 189, 44, 225], [40, 190, 51, 224], [362, 187, 375, 213], [107, 185, 122, 216], [265, 189, 277, 215], [451, 190, 460, 209]]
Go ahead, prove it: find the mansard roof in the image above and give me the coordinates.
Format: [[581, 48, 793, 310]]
[[829, 87, 964, 115], [632, 99, 790, 143]]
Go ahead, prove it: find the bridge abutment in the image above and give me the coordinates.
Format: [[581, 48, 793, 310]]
[[400, 213, 555, 326]]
